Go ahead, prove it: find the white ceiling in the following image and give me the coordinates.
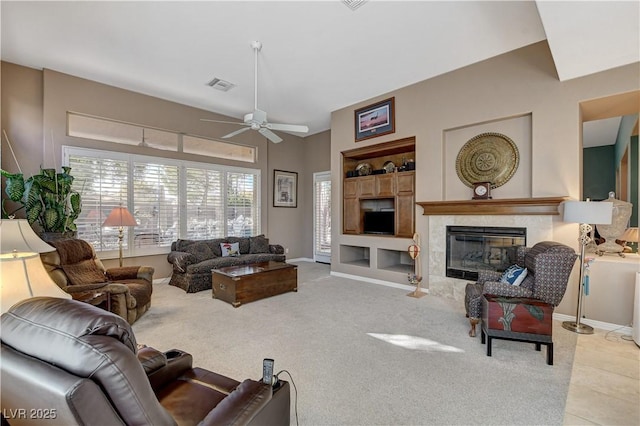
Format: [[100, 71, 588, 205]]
[[583, 117, 622, 148], [2, 1, 638, 138]]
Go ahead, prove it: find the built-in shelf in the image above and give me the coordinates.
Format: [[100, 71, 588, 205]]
[[340, 244, 370, 268], [416, 197, 568, 216], [377, 248, 413, 274]]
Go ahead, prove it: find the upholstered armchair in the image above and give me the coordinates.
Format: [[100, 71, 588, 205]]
[[464, 241, 577, 337], [1, 297, 290, 425], [41, 238, 153, 324]]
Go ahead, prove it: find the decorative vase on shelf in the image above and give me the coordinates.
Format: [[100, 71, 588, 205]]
[[596, 192, 632, 257]]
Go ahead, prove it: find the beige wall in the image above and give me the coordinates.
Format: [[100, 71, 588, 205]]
[[331, 42, 639, 318], [1, 62, 331, 277], [1, 62, 44, 177]]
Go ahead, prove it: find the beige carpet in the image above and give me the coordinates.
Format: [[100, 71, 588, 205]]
[[133, 261, 577, 425]]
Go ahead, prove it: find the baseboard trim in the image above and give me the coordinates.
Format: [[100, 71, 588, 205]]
[[288, 257, 315, 263], [553, 313, 633, 335], [330, 271, 424, 293]]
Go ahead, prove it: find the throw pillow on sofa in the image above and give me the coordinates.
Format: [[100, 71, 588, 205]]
[[224, 237, 250, 254], [249, 235, 270, 254], [187, 241, 216, 263], [220, 242, 240, 257]]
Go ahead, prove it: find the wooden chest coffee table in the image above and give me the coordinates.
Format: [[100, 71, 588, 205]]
[[211, 261, 297, 307]]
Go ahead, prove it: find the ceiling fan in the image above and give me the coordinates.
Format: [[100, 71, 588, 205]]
[[201, 41, 309, 143]]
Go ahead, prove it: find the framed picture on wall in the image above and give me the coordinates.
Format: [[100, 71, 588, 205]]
[[273, 169, 298, 208], [354, 97, 395, 142]]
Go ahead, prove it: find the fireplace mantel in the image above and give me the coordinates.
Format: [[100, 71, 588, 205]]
[[416, 197, 568, 216]]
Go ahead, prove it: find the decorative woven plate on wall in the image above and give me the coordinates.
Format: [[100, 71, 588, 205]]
[[455, 132, 519, 188]]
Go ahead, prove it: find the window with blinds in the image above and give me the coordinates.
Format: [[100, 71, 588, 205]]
[[64, 146, 260, 258], [227, 171, 258, 237], [185, 168, 224, 240], [314, 172, 331, 263]]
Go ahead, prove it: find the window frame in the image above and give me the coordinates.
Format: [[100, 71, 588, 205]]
[[63, 146, 261, 260]]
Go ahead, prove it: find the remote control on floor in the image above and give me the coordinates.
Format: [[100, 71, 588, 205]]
[[262, 358, 274, 385]]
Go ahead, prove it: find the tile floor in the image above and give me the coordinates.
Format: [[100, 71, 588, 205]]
[[563, 328, 639, 425]]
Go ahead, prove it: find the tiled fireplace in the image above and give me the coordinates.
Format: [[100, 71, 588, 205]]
[[446, 225, 526, 281], [427, 215, 554, 301]]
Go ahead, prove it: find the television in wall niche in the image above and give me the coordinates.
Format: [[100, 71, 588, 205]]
[[363, 211, 395, 235]]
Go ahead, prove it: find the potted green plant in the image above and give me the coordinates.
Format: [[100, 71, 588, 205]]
[[1, 166, 82, 240]]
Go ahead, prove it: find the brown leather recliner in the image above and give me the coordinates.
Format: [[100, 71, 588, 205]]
[[0, 297, 290, 425], [41, 238, 153, 324]]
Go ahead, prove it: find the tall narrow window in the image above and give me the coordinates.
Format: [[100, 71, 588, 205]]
[[67, 155, 129, 251], [314, 171, 331, 263], [227, 171, 259, 237], [133, 161, 179, 249], [185, 168, 224, 239]]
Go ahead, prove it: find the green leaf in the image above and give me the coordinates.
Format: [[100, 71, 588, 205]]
[[2, 172, 25, 202], [43, 208, 60, 231], [70, 192, 81, 214], [26, 203, 42, 225], [524, 305, 545, 321]]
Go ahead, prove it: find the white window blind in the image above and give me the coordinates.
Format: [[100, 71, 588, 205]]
[[67, 155, 129, 251], [314, 172, 331, 261], [133, 161, 179, 249], [185, 168, 224, 240], [226, 171, 258, 237], [64, 146, 260, 258]]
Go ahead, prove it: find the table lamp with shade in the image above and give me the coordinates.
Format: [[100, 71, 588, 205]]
[[0, 218, 71, 314], [102, 206, 137, 267], [621, 227, 639, 254], [561, 200, 613, 334]]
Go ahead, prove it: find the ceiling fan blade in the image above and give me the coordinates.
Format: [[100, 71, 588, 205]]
[[223, 127, 252, 139], [200, 118, 247, 126], [265, 123, 309, 133], [258, 128, 283, 143]]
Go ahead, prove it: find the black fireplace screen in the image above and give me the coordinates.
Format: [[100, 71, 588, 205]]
[[446, 226, 526, 281]]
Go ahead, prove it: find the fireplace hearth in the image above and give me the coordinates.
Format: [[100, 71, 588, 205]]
[[446, 226, 526, 281]]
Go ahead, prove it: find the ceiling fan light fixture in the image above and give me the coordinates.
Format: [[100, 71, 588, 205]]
[[201, 41, 308, 143], [207, 77, 236, 92]]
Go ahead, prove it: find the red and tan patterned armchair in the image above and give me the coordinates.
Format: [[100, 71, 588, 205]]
[[464, 241, 577, 337], [41, 238, 153, 324]]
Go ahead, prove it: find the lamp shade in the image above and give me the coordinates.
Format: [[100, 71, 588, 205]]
[[0, 252, 71, 313], [102, 207, 137, 227], [563, 201, 613, 225], [621, 227, 639, 243], [0, 219, 55, 254]]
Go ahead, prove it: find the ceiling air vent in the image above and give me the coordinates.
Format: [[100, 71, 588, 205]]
[[207, 78, 236, 92], [343, 0, 367, 10]]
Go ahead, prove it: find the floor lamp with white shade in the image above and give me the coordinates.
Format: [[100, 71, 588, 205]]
[[561, 200, 613, 334]]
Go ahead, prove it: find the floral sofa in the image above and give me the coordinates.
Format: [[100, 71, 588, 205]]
[[167, 235, 285, 293]]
